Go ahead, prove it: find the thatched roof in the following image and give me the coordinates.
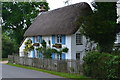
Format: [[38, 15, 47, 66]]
[[24, 2, 92, 37]]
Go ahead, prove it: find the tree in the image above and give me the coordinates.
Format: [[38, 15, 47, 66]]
[[2, 2, 49, 47], [2, 33, 18, 58], [81, 2, 118, 53]]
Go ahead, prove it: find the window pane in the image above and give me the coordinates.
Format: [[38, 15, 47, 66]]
[[76, 34, 82, 45], [76, 53, 80, 60], [56, 35, 62, 43], [35, 36, 39, 42], [60, 35, 62, 43]]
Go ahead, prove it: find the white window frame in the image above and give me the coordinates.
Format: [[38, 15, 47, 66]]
[[76, 33, 83, 45], [35, 36, 39, 42], [56, 35, 62, 44]]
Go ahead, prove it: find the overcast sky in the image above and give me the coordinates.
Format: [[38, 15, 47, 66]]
[[46, 0, 94, 10]]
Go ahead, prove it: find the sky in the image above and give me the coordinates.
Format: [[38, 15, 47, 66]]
[[46, 0, 94, 10], [46, 0, 120, 22]]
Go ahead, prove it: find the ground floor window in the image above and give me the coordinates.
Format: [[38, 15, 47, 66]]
[[76, 53, 80, 60]]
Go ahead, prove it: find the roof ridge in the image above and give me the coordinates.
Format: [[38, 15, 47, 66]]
[[41, 2, 89, 14]]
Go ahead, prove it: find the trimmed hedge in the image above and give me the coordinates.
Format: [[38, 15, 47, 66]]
[[83, 51, 120, 80]]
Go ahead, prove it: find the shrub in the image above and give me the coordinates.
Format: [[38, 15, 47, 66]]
[[62, 47, 69, 53], [83, 51, 120, 80]]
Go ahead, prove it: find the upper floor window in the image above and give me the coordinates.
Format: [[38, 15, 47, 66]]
[[76, 34, 82, 45], [56, 35, 62, 43], [52, 35, 66, 44], [35, 36, 39, 42]]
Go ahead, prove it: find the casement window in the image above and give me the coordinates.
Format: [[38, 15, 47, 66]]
[[76, 34, 83, 45], [52, 53, 55, 59], [52, 35, 66, 44], [76, 53, 80, 60], [32, 37, 35, 43], [61, 53, 66, 60], [52, 35, 55, 44], [32, 50, 35, 58], [39, 36, 42, 43], [35, 36, 39, 42], [56, 35, 62, 43]]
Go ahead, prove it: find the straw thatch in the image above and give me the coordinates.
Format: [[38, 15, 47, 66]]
[[24, 2, 92, 37]]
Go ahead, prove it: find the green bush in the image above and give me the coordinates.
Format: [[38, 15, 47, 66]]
[[2, 34, 18, 58], [83, 51, 120, 80]]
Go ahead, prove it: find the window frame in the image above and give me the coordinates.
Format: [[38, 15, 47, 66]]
[[56, 35, 62, 44], [76, 33, 83, 45], [35, 36, 39, 42], [76, 53, 80, 60]]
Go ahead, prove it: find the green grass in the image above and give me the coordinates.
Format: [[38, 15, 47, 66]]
[[0, 58, 8, 61], [7, 63, 95, 80]]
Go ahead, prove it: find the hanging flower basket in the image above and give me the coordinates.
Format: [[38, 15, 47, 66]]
[[52, 44, 62, 48], [33, 43, 40, 46]]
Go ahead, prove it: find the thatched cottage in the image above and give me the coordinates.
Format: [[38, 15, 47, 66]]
[[19, 2, 96, 60]]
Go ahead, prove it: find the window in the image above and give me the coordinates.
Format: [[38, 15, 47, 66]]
[[56, 35, 62, 43], [76, 34, 82, 45], [76, 53, 80, 60], [35, 36, 39, 42]]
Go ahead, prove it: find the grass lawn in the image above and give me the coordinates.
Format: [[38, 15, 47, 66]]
[[0, 58, 8, 61], [7, 63, 95, 80]]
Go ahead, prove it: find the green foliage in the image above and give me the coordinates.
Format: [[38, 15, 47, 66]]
[[24, 39, 34, 54], [36, 40, 69, 59], [24, 39, 32, 45], [2, 2, 49, 47], [81, 2, 118, 53], [83, 51, 120, 80], [52, 47, 68, 60], [36, 47, 42, 52], [51, 48, 58, 53], [36, 40, 51, 58], [51, 47, 69, 55], [2, 34, 18, 58], [62, 47, 69, 53], [41, 39, 46, 48], [44, 48, 53, 58], [36, 47, 52, 58]]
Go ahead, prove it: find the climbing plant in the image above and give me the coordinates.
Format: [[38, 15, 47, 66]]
[[36, 40, 69, 59], [23, 39, 34, 56]]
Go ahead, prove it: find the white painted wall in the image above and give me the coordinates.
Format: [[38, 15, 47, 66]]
[[19, 38, 27, 57], [41, 35, 72, 59], [19, 35, 72, 59], [19, 32, 96, 60], [71, 30, 86, 60], [64, 35, 72, 59], [71, 29, 97, 61]]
